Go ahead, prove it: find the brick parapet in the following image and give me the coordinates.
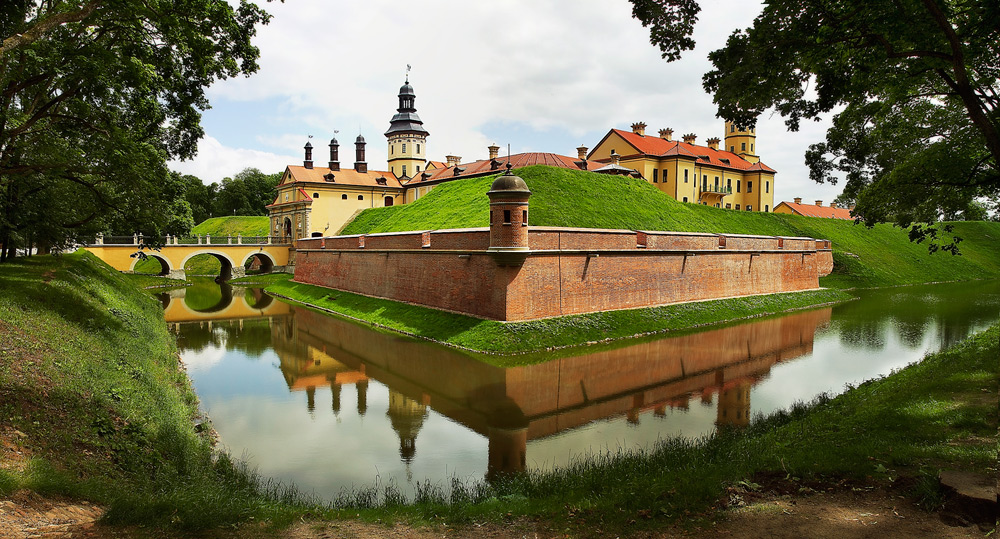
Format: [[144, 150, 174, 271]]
[[292, 226, 835, 322]]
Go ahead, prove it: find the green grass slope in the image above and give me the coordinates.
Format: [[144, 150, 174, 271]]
[[0, 252, 308, 528], [340, 165, 1000, 288], [192, 216, 270, 237]]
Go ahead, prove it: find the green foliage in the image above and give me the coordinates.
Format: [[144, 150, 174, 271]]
[[267, 278, 852, 358], [340, 166, 1000, 289], [211, 168, 282, 217], [702, 0, 999, 245], [0, 1, 270, 260]]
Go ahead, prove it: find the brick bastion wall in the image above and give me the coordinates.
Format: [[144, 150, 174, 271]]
[[292, 227, 834, 322]]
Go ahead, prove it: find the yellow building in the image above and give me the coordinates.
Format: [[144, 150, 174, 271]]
[[588, 122, 776, 212]]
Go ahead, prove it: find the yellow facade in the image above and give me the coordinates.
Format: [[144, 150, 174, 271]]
[[588, 123, 776, 212]]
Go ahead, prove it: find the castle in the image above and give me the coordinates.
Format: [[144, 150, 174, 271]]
[[267, 79, 778, 240]]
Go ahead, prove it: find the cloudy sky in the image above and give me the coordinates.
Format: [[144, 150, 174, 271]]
[[169, 0, 844, 205]]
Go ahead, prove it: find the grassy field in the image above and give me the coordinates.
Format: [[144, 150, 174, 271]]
[[341, 166, 1000, 289], [267, 279, 852, 358], [192, 216, 270, 237], [0, 252, 310, 529]]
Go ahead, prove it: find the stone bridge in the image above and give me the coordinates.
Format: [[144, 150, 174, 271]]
[[84, 234, 293, 280]]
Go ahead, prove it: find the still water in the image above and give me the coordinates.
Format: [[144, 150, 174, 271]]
[[163, 279, 1000, 499]]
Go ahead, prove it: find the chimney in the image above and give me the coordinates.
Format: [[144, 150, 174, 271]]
[[488, 144, 500, 160], [829, 202, 838, 209], [631, 122, 647, 136], [706, 137, 720, 150], [446, 155, 462, 167], [610, 150, 621, 165], [577, 145, 588, 160], [354, 135, 367, 173], [303, 141, 313, 169], [328, 137, 340, 171], [793, 197, 802, 204], [658, 128, 673, 141], [815, 200, 823, 207], [682, 133, 697, 144]]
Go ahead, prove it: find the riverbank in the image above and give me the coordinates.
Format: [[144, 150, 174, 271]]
[[0, 252, 311, 530], [2, 253, 996, 536], [265, 277, 853, 360]]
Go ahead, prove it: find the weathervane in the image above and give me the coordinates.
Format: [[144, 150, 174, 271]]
[[406, 64, 411, 83]]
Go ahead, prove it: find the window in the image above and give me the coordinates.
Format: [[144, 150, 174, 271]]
[[390, 146, 393, 155], [384, 196, 393, 206], [726, 203, 731, 209], [652, 169, 658, 183], [741, 142, 746, 151], [662, 169, 667, 182], [416, 144, 420, 154], [714, 176, 720, 191], [715, 203, 720, 208], [727, 178, 732, 191], [748, 181, 753, 193], [358, 195, 364, 200], [747, 205, 752, 211], [730, 124, 735, 132], [402, 143, 406, 153], [702, 175, 707, 191], [684, 170, 689, 183], [402, 165, 407, 177], [313, 192, 319, 198], [737, 180, 741, 193], [735, 204, 740, 210], [730, 146, 735, 152], [522, 209, 528, 226], [765, 181, 769, 193], [683, 197, 688, 202], [503, 209, 511, 224], [341, 194, 347, 200], [416, 165, 420, 172], [765, 204, 769, 212], [751, 144, 754, 152]]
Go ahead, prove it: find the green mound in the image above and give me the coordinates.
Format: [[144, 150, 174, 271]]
[[192, 216, 270, 237], [340, 165, 1000, 289]]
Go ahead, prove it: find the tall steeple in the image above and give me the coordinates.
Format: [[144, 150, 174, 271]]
[[385, 69, 429, 179]]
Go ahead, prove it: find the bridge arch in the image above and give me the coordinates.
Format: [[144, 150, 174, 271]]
[[129, 254, 172, 276], [241, 251, 276, 274], [180, 250, 239, 281]]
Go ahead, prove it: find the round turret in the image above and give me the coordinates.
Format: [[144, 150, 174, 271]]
[[487, 168, 532, 265]]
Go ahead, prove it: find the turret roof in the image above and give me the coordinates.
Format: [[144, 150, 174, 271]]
[[595, 129, 776, 173]]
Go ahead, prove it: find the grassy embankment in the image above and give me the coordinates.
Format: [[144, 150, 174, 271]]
[[267, 280, 850, 359], [133, 216, 271, 276], [2, 250, 995, 533], [0, 251, 312, 529], [341, 165, 1000, 289]]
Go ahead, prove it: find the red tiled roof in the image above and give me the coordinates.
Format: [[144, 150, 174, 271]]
[[426, 160, 448, 169], [283, 165, 403, 188], [600, 129, 776, 173], [776, 201, 854, 220], [406, 152, 585, 184]]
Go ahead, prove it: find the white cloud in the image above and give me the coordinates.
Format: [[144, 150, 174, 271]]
[[169, 136, 298, 184], [184, 0, 846, 202]]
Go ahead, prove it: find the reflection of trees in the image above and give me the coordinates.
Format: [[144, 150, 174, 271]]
[[833, 281, 1000, 351], [175, 318, 278, 358]]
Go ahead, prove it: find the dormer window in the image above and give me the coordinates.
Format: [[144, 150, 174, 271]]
[[376, 176, 387, 185], [720, 158, 730, 164], [324, 173, 335, 182]]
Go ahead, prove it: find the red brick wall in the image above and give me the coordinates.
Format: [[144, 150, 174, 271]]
[[293, 227, 835, 321]]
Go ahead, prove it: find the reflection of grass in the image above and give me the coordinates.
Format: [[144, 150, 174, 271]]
[[230, 273, 292, 286], [183, 277, 224, 311], [266, 279, 853, 359], [185, 254, 222, 276]]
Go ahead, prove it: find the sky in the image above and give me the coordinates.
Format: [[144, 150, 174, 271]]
[[168, 0, 845, 205]]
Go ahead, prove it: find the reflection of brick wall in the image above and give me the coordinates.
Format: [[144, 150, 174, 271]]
[[293, 228, 834, 321]]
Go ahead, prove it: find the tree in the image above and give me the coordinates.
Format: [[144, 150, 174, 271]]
[[212, 167, 280, 217], [0, 0, 271, 261], [177, 172, 217, 225], [629, 0, 999, 249]]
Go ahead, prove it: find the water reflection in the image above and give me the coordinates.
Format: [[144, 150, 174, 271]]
[[170, 279, 1000, 497], [264, 304, 830, 478]]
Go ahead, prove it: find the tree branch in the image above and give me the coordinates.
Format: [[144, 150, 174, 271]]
[[0, 1, 103, 58]]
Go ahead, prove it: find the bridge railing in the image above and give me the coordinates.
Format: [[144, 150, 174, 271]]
[[90, 234, 292, 246]]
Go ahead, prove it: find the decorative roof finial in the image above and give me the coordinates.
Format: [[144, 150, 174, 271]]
[[406, 64, 411, 83]]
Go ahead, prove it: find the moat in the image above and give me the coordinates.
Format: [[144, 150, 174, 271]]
[[162, 279, 1000, 500]]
